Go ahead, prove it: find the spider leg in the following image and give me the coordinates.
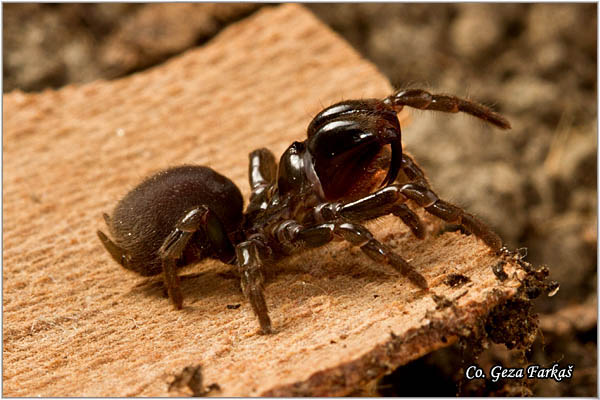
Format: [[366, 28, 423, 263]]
[[349, 183, 502, 250], [399, 153, 503, 250], [158, 205, 236, 309], [235, 237, 272, 334], [420, 191, 503, 251], [275, 220, 428, 289], [391, 204, 427, 239], [394, 182, 502, 251], [314, 198, 426, 240], [384, 88, 511, 129], [246, 148, 278, 215], [314, 162, 502, 251]]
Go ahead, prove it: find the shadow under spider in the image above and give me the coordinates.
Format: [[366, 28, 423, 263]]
[[125, 246, 410, 309], [128, 267, 241, 303]]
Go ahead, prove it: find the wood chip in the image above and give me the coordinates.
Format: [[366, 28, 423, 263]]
[[3, 4, 536, 396]]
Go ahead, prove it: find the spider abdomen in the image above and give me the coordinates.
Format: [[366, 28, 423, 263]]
[[106, 165, 243, 275]]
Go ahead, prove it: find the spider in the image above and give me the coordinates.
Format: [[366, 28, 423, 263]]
[[98, 88, 510, 334]]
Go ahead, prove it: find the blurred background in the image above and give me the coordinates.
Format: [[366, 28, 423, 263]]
[[4, 3, 596, 396]]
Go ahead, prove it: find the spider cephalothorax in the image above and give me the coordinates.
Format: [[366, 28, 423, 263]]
[[98, 88, 510, 334]]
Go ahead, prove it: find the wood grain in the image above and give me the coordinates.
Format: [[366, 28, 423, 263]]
[[3, 4, 526, 396]]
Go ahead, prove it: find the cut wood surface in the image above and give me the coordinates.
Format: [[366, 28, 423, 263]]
[[3, 4, 527, 396]]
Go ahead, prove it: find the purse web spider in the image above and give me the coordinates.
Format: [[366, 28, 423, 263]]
[[98, 88, 510, 334]]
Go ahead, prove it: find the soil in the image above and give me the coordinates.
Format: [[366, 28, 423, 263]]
[[3, 3, 596, 396]]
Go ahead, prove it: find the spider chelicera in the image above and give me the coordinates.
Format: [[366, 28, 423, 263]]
[[98, 88, 510, 334]]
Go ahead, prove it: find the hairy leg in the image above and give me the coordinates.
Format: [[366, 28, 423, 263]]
[[274, 220, 428, 289], [236, 237, 272, 334], [384, 88, 511, 129], [313, 159, 502, 251]]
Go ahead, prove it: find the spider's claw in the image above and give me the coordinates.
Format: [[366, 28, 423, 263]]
[[380, 139, 403, 188]]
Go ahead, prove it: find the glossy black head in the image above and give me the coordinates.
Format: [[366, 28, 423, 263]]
[[305, 99, 403, 201]]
